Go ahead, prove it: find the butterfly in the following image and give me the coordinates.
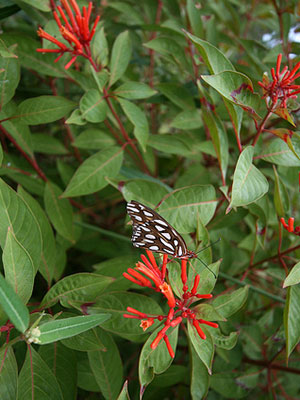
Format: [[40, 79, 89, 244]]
[[126, 200, 197, 259]]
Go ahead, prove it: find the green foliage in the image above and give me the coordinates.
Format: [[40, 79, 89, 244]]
[[0, 1, 299, 399]]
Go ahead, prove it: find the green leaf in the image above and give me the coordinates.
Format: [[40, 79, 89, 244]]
[[91, 27, 109, 67], [88, 329, 123, 400], [273, 165, 289, 217], [260, 138, 300, 167], [0, 56, 20, 107], [210, 372, 250, 398], [284, 285, 300, 359], [109, 31, 132, 86], [187, 0, 204, 37], [80, 89, 108, 123], [228, 147, 269, 211], [157, 82, 195, 110], [35, 314, 111, 344], [62, 146, 123, 197], [0, 179, 42, 271], [2, 227, 34, 304], [188, 322, 214, 374], [122, 179, 169, 209], [17, 347, 64, 400], [0, 274, 29, 333], [158, 185, 217, 233], [16, 96, 76, 125], [62, 326, 105, 351], [184, 31, 234, 73], [190, 343, 209, 400], [118, 98, 149, 151], [201, 71, 261, 119], [90, 292, 163, 338], [171, 109, 203, 129], [144, 37, 189, 69], [0, 120, 33, 157], [41, 273, 113, 308], [0, 347, 18, 400], [193, 304, 226, 321], [44, 181, 74, 242], [115, 81, 156, 99], [117, 381, 130, 400], [108, 2, 144, 24], [283, 262, 300, 288], [18, 186, 56, 284], [18, 0, 51, 12], [72, 129, 116, 150], [139, 325, 179, 387], [1, 34, 67, 78], [210, 329, 238, 350], [32, 134, 68, 155], [213, 286, 249, 318], [201, 106, 228, 180], [38, 343, 77, 400], [147, 134, 192, 156], [65, 108, 85, 125]]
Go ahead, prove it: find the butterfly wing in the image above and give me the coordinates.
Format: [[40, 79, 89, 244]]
[[127, 200, 188, 258]]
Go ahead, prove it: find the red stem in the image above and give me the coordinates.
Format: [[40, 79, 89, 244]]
[[252, 109, 273, 146], [0, 125, 47, 182]]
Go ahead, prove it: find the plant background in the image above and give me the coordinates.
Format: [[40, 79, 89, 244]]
[[0, 0, 299, 399]]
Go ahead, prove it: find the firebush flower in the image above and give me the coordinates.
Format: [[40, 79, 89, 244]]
[[36, 0, 100, 69], [258, 54, 300, 109], [280, 217, 300, 236], [123, 250, 218, 358]]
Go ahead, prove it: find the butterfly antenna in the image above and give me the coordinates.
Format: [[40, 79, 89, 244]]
[[196, 238, 221, 255], [195, 238, 221, 279], [196, 256, 217, 279]]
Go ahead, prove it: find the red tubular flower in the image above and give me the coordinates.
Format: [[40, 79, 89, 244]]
[[36, 0, 100, 69], [280, 217, 300, 236], [258, 54, 300, 109], [123, 251, 219, 357]]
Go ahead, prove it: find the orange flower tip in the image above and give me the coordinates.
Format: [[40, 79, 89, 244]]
[[140, 318, 154, 331]]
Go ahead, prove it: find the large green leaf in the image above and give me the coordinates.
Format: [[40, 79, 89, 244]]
[[139, 325, 179, 387], [158, 185, 217, 233], [260, 138, 300, 166], [16, 96, 76, 125], [190, 343, 209, 400], [17, 347, 64, 400], [0, 56, 20, 107], [0, 120, 33, 157], [228, 147, 269, 211], [44, 181, 74, 242], [2, 227, 34, 304], [80, 89, 108, 123], [115, 81, 156, 99], [88, 329, 123, 400], [41, 273, 113, 308], [109, 31, 132, 86], [72, 129, 116, 150], [213, 286, 249, 318], [201, 71, 261, 119], [89, 292, 163, 338], [122, 179, 169, 207], [0, 179, 42, 272], [62, 146, 123, 197], [157, 82, 195, 110], [18, 186, 56, 284], [62, 326, 105, 352], [187, 322, 214, 374], [283, 262, 300, 288], [118, 98, 149, 151], [0, 274, 29, 333], [0, 347, 18, 400], [1, 34, 67, 78], [35, 314, 111, 344], [284, 285, 300, 359]]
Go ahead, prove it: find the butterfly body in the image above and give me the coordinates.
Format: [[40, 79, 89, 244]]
[[127, 200, 197, 259]]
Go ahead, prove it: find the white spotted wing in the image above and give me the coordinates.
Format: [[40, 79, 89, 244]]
[[127, 200, 196, 259]]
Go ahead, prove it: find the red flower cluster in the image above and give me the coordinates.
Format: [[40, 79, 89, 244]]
[[37, 0, 100, 69], [123, 251, 218, 358], [258, 54, 300, 109], [280, 217, 300, 236]]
